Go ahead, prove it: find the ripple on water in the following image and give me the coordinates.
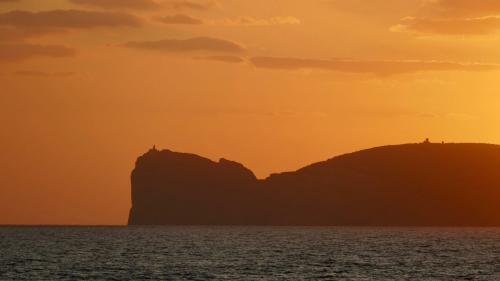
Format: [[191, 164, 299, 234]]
[[0, 226, 499, 280]]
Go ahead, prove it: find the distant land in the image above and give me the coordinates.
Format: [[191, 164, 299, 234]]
[[128, 141, 500, 226]]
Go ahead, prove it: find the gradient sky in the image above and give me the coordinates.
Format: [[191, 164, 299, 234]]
[[2, 0, 500, 225]]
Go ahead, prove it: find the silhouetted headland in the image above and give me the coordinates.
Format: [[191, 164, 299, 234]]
[[128, 142, 500, 226]]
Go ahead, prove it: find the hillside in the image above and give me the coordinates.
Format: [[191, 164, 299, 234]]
[[129, 143, 500, 226]]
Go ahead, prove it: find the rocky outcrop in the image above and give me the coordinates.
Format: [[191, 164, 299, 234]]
[[128, 143, 500, 226], [128, 148, 259, 225]]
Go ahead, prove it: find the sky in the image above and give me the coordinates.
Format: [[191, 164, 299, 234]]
[[1, 0, 500, 225]]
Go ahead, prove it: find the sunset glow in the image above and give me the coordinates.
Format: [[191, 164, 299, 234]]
[[2, 0, 500, 225]]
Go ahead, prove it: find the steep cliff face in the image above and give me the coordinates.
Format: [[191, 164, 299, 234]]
[[128, 148, 259, 225], [129, 143, 500, 226]]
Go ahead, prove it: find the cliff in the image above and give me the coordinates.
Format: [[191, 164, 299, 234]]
[[128, 143, 500, 226]]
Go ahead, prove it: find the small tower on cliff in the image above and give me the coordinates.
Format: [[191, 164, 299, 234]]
[[149, 145, 158, 153]]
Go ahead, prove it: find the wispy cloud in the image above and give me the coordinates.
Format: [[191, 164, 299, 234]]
[[393, 0, 500, 36], [157, 14, 203, 25], [13, 70, 76, 77], [193, 55, 245, 63], [69, 0, 161, 10], [0, 43, 76, 62], [392, 15, 500, 35], [167, 0, 218, 11], [250, 56, 499, 76], [208, 16, 300, 26], [69, 0, 219, 11], [0, 26, 53, 41], [123, 36, 246, 54], [156, 15, 301, 26], [0, 9, 142, 29], [0, 9, 142, 41], [420, 0, 500, 17]]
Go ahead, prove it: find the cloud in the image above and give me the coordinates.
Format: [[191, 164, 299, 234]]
[[167, 0, 218, 11], [193, 55, 245, 63], [250, 56, 499, 76], [421, 0, 500, 17], [123, 36, 246, 53], [0, 43, 76, 62], [392, 15, 500, 35], [156, 15, 300, 26], [13, 70, 76, 77], [158, 14, 203, 25], [392, 0, 500, 36], [70, 0, 218, 11], [69, 0, 160, 10], [209, 16, 301, 26], [0, 9, 142, 41], [156, 15, 301, 26], [0, 9, 142, 29], [0, 27, 53, 41]]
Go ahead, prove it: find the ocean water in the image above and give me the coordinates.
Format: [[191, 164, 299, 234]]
[[0, 227, 499, 280]]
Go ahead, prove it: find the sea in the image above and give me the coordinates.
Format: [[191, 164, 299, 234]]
[[0, 226, 499, 280]]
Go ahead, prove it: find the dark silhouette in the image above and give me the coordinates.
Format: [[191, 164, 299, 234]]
[[128, 143, 500, 226]]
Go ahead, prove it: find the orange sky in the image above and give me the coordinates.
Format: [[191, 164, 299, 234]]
[[1, 0, 500, 225]]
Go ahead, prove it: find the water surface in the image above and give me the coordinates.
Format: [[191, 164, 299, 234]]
[[1, 226, 499, 280]]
